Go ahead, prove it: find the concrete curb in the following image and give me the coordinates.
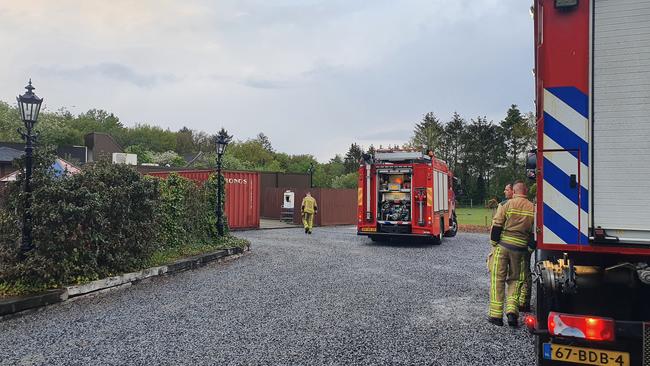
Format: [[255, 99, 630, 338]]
[[0, 245, 250, 319]]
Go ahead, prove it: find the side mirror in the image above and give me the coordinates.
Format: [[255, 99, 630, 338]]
[[526, 150, 537, 181]]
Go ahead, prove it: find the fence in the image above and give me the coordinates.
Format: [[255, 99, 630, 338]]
[[262, 187, 357, 226]]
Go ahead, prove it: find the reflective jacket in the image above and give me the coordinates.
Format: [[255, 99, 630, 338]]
[[491, 194, 534, 250], [301, 196, 318, 214]]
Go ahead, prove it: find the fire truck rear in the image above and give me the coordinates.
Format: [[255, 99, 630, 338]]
[[526, 1, 650, 365], [356, 150, 457, 244]]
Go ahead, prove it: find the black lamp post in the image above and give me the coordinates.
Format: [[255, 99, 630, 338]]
[[215, 129, 230, 236], [16, 79, 43, 254], [307, 162, 314, 188]]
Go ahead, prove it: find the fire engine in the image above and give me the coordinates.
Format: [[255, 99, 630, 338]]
[[526, 1, 650, 365], [356, 150, 457, 244]]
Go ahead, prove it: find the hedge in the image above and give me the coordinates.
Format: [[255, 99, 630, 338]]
[[0, 150, 236, 293]]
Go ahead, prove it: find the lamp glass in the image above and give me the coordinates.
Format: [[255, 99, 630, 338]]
[[217, 140, 227, 155]]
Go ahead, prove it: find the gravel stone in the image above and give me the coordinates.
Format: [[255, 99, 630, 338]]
[[0, 227, 535, 365]]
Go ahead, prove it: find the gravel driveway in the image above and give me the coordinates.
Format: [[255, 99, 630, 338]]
[[0, 226, 535, 365]]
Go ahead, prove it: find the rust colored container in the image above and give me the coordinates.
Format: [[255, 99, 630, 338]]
[[147, 170, 260, 230]]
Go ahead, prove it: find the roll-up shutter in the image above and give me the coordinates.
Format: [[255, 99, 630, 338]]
[[592, 0, 650, 242]]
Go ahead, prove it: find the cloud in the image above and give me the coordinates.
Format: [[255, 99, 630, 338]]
[[39, 63, 177, 88], [0, 0, 535, 162]]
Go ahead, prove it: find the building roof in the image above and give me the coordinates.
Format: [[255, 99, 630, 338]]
[[0, 142, 87, 164], [0, 158, 81, 182], [0, 146, 23, 162]]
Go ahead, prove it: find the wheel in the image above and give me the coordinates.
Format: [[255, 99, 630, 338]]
[[444, 211, 458, 237], [535, 270, 553, 365]]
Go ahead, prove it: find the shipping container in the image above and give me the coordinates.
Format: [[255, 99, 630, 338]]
[[146, 170, 260, 230]]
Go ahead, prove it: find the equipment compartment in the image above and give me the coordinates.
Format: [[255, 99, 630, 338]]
[[377, 172, 411, 222]]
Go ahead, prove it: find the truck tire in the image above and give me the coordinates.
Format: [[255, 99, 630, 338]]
[[534, 271, 553, 365], [444, 211, 458, 237]]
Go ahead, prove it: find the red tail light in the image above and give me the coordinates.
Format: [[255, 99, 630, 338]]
[[548, 312, 615, 342], [524, 314, 537, 331]]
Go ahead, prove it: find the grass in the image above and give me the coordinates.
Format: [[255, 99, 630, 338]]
[[456, 207, 495, 227], [146, 235, 250, 268]]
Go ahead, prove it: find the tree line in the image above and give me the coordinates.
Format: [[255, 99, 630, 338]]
[[0, 100, 536, 201]]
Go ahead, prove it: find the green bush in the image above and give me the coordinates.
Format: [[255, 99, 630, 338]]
[[157, 173, 224, 248], [0, 151, 160, 287], [0, 150, 235, 292]]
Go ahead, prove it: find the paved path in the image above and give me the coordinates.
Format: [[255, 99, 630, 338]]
[[0, 227, 535, 365]]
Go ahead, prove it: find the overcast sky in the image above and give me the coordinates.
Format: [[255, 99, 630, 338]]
[[0, 0, 534, 161]]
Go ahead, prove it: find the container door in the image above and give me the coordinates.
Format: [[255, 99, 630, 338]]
[[542, 150, 588, 244], [592, 0, 650, 244]]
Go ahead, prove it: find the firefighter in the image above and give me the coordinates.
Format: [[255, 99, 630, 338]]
[[501, 183, 513, 205], [301, 192, 318, 234], [487, 181, 535, 327]]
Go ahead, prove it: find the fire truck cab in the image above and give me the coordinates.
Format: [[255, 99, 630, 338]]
[[356, 150, 457, 244], [527, 1, 650, 365]]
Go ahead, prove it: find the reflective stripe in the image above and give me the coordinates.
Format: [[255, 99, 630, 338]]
[[489, 247, 503, 317], [505, 209, 535, 218], [501, 235, 528, 246]]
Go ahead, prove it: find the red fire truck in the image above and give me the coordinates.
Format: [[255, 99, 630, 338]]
[[526, 1, 650, 365], [356, 150, 457, 244]]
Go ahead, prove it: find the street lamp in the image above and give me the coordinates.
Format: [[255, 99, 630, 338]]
[[215, 129, 231, 236], [307, 162, 314, 188], [16, 79, 43, 254]]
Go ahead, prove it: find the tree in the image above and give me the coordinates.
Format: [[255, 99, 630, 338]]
[[441, 112, 466, 172], [500, 105, 535, 182], [227, 140, 274, 170], [176, 127, 194, 154], [192, 130, 215, 153], [367, 144, 376, 158], [255, 132, 274, 153], [462, 116, 505, 203], [124, 144, 154, 164], [344, 143, 364, 173], [152, 151, 186, 167], [331, 172, 358, 189], [116, 124, 176, 152], [411, 112, 444, 156]]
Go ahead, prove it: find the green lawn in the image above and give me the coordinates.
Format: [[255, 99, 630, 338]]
[[455, 207, 495, 227]]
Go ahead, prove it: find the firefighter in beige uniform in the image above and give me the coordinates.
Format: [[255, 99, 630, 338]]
[[488, 181, 534, 326], [301, 192, 318, 234]]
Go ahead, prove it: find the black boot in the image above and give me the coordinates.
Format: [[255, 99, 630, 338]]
[[488, 317, 504, 326], [507, 313, 518, 327], [305, 227, 309, 233], [519, 305, 531, 313]]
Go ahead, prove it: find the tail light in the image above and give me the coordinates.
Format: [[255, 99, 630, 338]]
[[524, 314, 537, 331], [548, 312, 615, 342]]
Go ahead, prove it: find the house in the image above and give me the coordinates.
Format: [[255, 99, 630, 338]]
[[0, 146, 23, 178], [0, 142, 88, 178], [84, 133, 123, 163]]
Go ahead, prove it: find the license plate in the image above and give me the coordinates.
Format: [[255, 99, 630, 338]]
[[361, 227, 376, 232], [543, 343, 629, 366]]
